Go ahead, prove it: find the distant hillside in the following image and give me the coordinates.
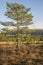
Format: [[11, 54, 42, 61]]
[[30, 29, 43, 35], [20, 29, 43, 35], [0, 29, 43, 35]]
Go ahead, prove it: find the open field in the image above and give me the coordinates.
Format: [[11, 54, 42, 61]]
[[0, 42, 43, 65], [0, 42, 15, 44]]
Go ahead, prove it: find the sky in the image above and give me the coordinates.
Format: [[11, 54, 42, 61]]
[[0, 0, 43, 29]]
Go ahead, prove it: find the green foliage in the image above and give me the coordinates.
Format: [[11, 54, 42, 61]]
[[5, 3, 33, 26], [0, 33, 43, 44], [1, 3, 33, 49]]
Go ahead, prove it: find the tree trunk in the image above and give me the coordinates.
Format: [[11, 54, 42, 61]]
[[16, 20, 19, 52]]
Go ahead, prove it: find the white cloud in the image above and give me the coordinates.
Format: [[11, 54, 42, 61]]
[[29, 21, 43, 29]]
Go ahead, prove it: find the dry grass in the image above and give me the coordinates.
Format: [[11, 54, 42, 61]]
[[0, 42, 43, 65]]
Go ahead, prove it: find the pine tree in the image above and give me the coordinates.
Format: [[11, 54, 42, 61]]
[[0, 3, 33, 50]]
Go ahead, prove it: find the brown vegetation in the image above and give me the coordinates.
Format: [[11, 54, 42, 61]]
[[0, 43, 43, 65]]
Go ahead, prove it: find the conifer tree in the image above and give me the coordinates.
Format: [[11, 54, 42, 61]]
[[0, 3, 33, 50]]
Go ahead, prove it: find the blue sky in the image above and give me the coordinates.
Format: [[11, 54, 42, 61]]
[[0, 0, 43, 29]]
